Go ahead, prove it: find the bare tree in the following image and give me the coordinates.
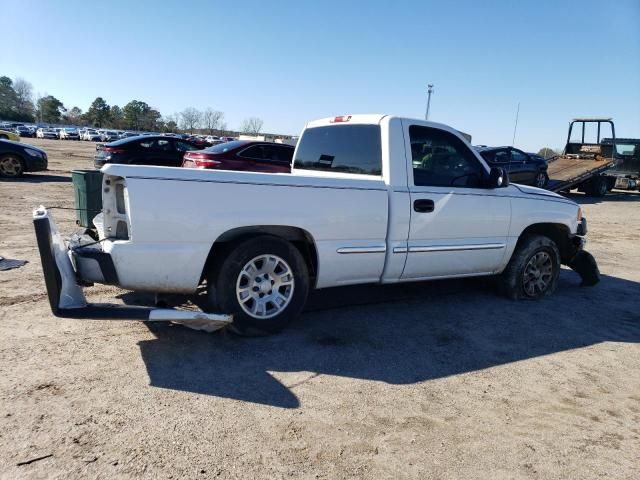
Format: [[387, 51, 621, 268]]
[[13, 78, 35, 117], [240, 117, 264, 136], [202, 108, 224, 135], [537, 147, 558, 160], [180, 107, 202, 134]]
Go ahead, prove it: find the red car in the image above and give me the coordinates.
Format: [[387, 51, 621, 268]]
[[182, 140, 294, 173]]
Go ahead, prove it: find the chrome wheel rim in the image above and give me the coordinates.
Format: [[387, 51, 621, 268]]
[[236, 254, 294, 319], [522, 251, 553, 297], [0, 156, 22, 176], [535, 173, 546, 187]]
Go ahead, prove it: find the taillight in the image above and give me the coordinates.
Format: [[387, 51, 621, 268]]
[[330, 115, 352, 123], [103, 147, 125, 154], [184, 152, 222, 168], [194, 158, 222, 168]]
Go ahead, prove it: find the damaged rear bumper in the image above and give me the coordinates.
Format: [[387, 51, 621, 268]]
[[32, 206, 232, 327]]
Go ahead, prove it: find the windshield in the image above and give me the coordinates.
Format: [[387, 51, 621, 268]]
[[205, 140, 248, 153], [616, 143, 638, 156]]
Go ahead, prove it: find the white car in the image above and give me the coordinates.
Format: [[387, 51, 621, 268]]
[[100, 130, 119, 142], [59, 128, 80, 140], [33, 114, 598, 335], [83, 129, 101, 141], [36, 128, 58, 139]]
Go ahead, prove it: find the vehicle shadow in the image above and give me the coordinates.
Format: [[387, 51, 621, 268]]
[[137, 272, 640, 408], [0, 173, 71, 183], [564, 190, 640, 204]]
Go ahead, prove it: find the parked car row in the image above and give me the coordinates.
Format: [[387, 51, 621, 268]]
[[94, 136, 295, 173], [0, 122, 237, 145]]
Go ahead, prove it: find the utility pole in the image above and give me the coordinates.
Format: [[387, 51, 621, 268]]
[[511, 102, 520, 146], [425, 84, 434, 120]]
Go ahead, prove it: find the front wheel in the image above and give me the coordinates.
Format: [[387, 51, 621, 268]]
[[0, 154, 25, 177], [205, 236, 310, 335], [499, 234, 560, 300]]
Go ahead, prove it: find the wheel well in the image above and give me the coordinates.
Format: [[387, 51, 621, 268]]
[[0, 152, 25, 163], [201, 226, 319, 287], [518, 223, 573, 262]]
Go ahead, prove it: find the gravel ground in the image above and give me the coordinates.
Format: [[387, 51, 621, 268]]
[[1, 138, 639, 479]]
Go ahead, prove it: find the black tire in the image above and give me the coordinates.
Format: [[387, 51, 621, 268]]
[[499, 234, 560, 300], [0, 154, 25, 177], [205, 235, 310, 335], [585, 176, 607, 197], [534, 171, 549, 188], [0, 134, 7, 140]]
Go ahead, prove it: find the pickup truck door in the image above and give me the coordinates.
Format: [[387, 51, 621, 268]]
[[400, 121, 511, 279]]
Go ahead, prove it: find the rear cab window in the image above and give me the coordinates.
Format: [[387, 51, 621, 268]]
[[294, 124, 382, 175]]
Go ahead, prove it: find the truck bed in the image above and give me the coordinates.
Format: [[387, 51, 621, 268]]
[[546, 156, 614, 192]]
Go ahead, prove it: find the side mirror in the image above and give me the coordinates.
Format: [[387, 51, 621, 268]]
[[488, 167, 509, 188]]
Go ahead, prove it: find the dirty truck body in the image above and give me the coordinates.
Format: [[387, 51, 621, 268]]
[[35, 115, 596, 334]]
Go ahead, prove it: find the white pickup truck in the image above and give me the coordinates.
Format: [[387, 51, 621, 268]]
[[34, 114, 598, 334]]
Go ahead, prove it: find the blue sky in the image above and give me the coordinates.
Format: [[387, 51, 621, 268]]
[[3, 0, 639, 150]]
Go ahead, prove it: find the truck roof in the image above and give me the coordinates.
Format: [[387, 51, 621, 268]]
[[306, 114, 465, 133], [304, 114, 474, 146]]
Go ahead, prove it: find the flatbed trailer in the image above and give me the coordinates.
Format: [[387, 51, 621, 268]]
[[546, 155, 614, 192], [545, 118, 618, 197]]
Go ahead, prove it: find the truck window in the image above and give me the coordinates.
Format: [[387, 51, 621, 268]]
[[410, 125, 483, 188], [294, 125, 382, 175]]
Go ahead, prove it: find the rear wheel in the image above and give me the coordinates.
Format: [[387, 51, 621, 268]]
[[205, 236, 310, 335], [585, 176, 607, 197], [0, 155, 25, 177], [499, 234, 560, 300], [534, 171, 549, 188]]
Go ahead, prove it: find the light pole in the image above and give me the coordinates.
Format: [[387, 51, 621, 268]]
[[425, 84, 434, 120]]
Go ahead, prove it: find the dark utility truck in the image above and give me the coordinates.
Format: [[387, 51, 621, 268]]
[[601, 137, 640, 191]]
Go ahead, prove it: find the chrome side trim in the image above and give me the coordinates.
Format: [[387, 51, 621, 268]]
[[336, 246, 386, 254], [393, 246, 408, 253], [408, 243, 505, 253]]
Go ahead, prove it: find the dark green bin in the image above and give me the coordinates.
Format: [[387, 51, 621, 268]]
[[71, 169, 104, 227]]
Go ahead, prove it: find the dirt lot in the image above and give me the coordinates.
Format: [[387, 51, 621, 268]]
[[1, 138, 639, 479]]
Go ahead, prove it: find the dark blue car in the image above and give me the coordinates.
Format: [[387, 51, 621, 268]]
[[474, 146, 549, 188], [0, 139, 48, 177]]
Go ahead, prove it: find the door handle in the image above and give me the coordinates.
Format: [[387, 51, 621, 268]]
[[413, 199, 435, 213]]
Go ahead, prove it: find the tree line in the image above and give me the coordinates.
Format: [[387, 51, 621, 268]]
[[0, 74, 265, 135]]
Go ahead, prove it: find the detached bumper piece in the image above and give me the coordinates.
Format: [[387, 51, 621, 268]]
[[32, 206, 233, 329], [568, 250, 600, 287]]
